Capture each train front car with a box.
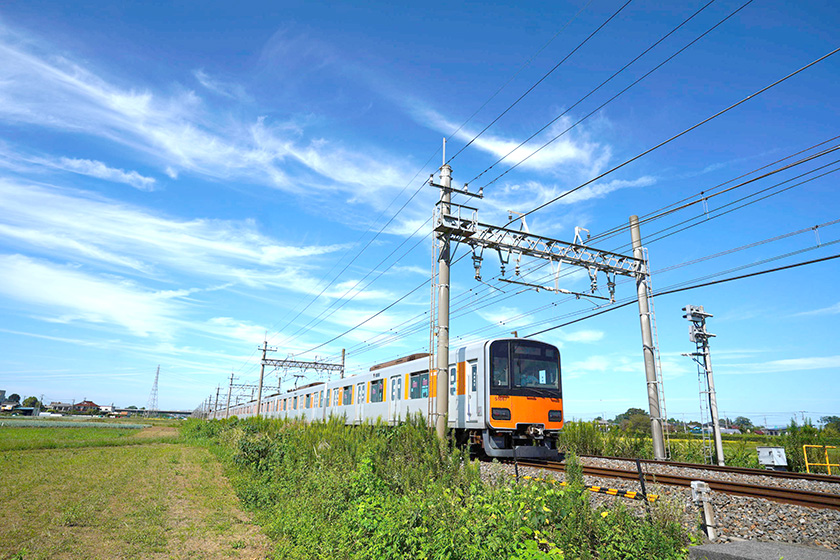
[483,338,563,460]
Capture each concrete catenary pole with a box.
[256,340,267,417]
[629,215,666,461]
[341,348,346,379]
[435,162,452,440]
[703,338,726,466]
[213,386,220,420]
[225,372,234,419]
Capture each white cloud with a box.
[193,69,249,100]
[57,157,156,190]
[0,179,348,289]
[0,144,157,190]
[795,302,840,317]
[558,329,604,343]
[0,254,184,337]
[721,355,840,375]
[0,28,414,205]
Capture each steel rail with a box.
[580,455,840,483]
[514,461,840,511]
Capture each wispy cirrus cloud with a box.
[0,144,157,190]
[794,302,840,317]
[719,355,840,375]
[0,179,347,286]
[0,254,185,337]
[0,25,413,206]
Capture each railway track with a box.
[514,460,840,511]
[580,454,840,483]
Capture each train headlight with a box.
[548,410,563,423]
[491,408,511,421]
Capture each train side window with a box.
[449,366,456,396]
[370,379,384,403]
[293,396,298,410]
[343,385,353,405]
[409,371,429,399]
[471,363,477,391]
[356,383,365,404]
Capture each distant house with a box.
[99,405,114,413]
[74,400,100,413]
[50,402,73,413]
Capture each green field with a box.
[0,421,269,560]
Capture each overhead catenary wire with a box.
[228,45,840,387]
[446,0,635,165]
[525,252,840,338]
[337,145,840,360]
[482,46,840,228]
[468,0,735,185]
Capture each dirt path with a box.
[1,442,273,560]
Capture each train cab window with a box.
[491,341,510,387]
[449,366,456,396]
[409,371,429,399]
[471,363,478,391]
[512,343,560,389]
[342,385,353,405]
[370,379,384,403]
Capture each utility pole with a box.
[213,386,220,420]
[630,216,666,461]
[341,349,346,379]
[256,340,277,417]
[435,158,452,440]
[682,305,725,466]
[225,372,234,419]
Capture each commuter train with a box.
[223,337,564,460]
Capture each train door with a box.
[356,382,365,424]
[389,375,401,423]
[467,360,478,423]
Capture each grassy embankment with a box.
[558,421,840,472]
[0,420,269,560]
[185,416,693,560]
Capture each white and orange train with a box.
[224,337,564,459]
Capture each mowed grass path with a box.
[0,426,270,560]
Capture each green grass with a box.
[559,420,840,471]
[0,423,269,560]
[0,426,179,451]
[185,417,692,560]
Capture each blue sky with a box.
[0,0,837,425]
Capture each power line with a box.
[483,47,840,227]
[525,252,840,338]
[446,0,634,164]
[468,0,730,184]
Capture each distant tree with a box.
[821,416,840,433]
[733,416,754,431]
[22,396,41,408]
[613,407,647,424]
[127,406,138,410]
[625,413,651,433]
[8,393,20,403]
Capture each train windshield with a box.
[490,340,561,396]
